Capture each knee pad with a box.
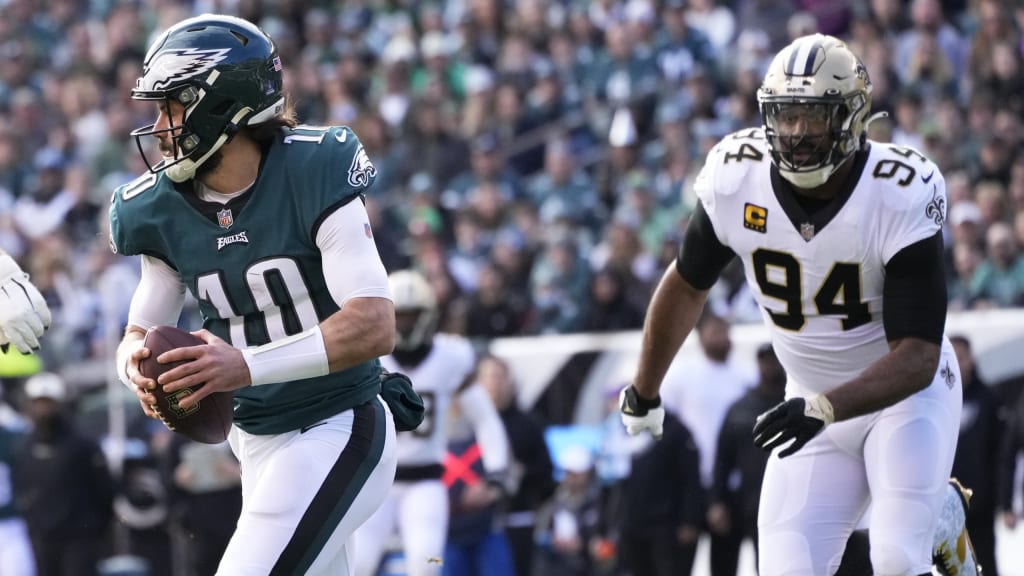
[870,540,915,576]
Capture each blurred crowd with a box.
[1,0,1024,573]
[0,0,1022,387]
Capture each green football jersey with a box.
[109,125,383,435]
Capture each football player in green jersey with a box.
[110,14,401,574]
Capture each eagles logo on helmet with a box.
[130,14,285,183]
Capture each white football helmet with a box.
[388,270,439,351]
[757,34,873,189]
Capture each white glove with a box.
[619,385,665,440]
[0,254,51,353]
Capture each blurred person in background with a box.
[660,312,753,575]
[532,445,605,576]
[948,335,1003,576]
[478,354,556,576]
[970,222,1024,307]
[161,434,242,576]
[13,372,114,576]
[354,270,509,576]
[706,343,786,575]
[0,392,34,575]
[599,379,703,576]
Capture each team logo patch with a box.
[926,184,946,226]
[364,222,373,239]
[217,208,234,229]
[743,203,768,233]
[348,145,377,188]
[800,222,816,241]
[941,361,957,389]
[142,48,230,92]
[217,230,249,251]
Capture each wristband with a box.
[241,326,330,386]
[117,338,145,388]
[630,385,662,410]
[805,394,836,425]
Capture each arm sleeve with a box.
[676,201,736,290]
[126,255,187,329]
[882,232,947,343]
[457,383,511,474]
[314,199,391,307]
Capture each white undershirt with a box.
[126,199,391,333]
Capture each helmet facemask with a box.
[394,308,440,351]
[130,85,213,181]
[761,93,866,188]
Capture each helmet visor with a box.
[763,101,848,173]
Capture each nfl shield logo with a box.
[800,222,815,242]
[217,208,234,229]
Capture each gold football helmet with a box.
[757,34,873,189]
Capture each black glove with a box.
[380,369,425,432]
[752,395,834,458]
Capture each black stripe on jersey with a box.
[270,399,386,575]
[770,145,871,238]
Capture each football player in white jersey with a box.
[0,249,51,354]
[620,34,975,576]
[353,270,510,576]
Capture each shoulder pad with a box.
[869,142,946,217]
[108,172,175,257]
[279,125,377,195]
[694,128,770,215]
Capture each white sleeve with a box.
[314,199,392,307]
[457,383,510,474]
[127,255,186,329]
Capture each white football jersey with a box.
[381,333,477,465]
[695,129,947,396]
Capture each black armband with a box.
[883,232,947,344]
[676,202,736,290]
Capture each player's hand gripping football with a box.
[619,385,665,440]
[752,395,835,458]
[0,254,51,354]
[153,329,251,411]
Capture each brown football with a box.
[139,325,233,444]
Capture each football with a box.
[139,325,233,444]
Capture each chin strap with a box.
[166,106,253,183]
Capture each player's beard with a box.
[194,149,224,180]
